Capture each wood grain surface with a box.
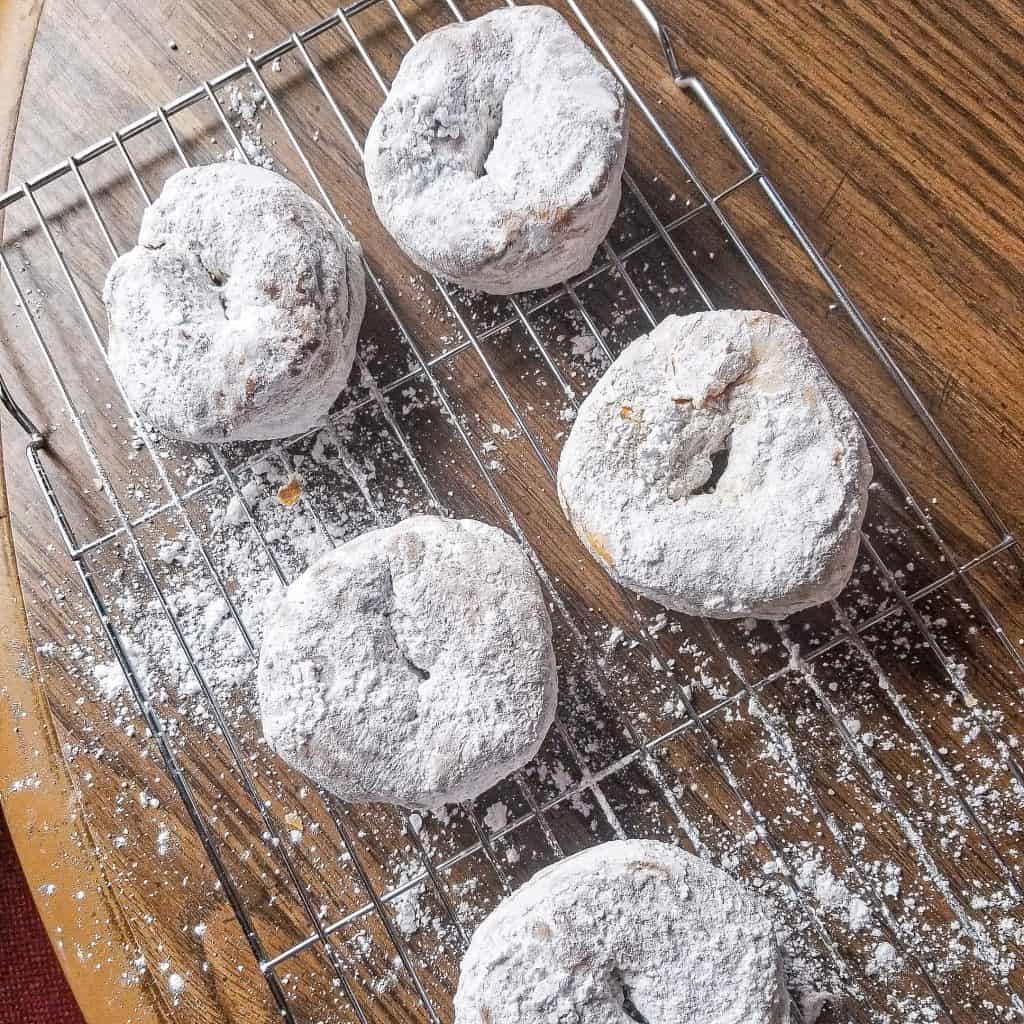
[0,1,162,1022]
[0,2,1021,1023]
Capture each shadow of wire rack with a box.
[1,0,1022,1021]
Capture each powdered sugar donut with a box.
[557,311,871,619]
[257,516,557,810]
[103,163,365,443]
[364,6,628,295]
[454,839,790,1024]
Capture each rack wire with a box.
[1,1,1022,1021]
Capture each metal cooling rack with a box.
[1,1,1022,1021]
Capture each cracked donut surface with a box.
[557,311,872,619]
[364,5,628,295]
[103,162,366,443]
[257,516,557,810]
[454,839,790,1024]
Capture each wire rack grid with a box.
[1,1,1022,1022]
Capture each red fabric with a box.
[0,808,85,1024]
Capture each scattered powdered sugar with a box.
[20,130,1022,1023]
[28,338,1024,1020]
[868,941,898,976]
[570,332,600,362]
[91,658,128,700]
[794,856,872,933]
[483,800,509,833]
[224,85,275,169]
[390,853,442,941]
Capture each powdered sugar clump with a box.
[224,85,275,169]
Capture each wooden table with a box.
[1,2,1022,1023]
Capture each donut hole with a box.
[611,968,651,1024]
[696,442,731,495]
[468,99,505,179]
[195,250,228,287]
[403,656,430,682]
[381,604,431,681]
[196,252,232,317]
[392,630,430,680]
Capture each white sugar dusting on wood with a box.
[18,148,1023,1024]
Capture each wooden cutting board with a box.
[0,2,160,1022]
[1,2,1022,1024]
